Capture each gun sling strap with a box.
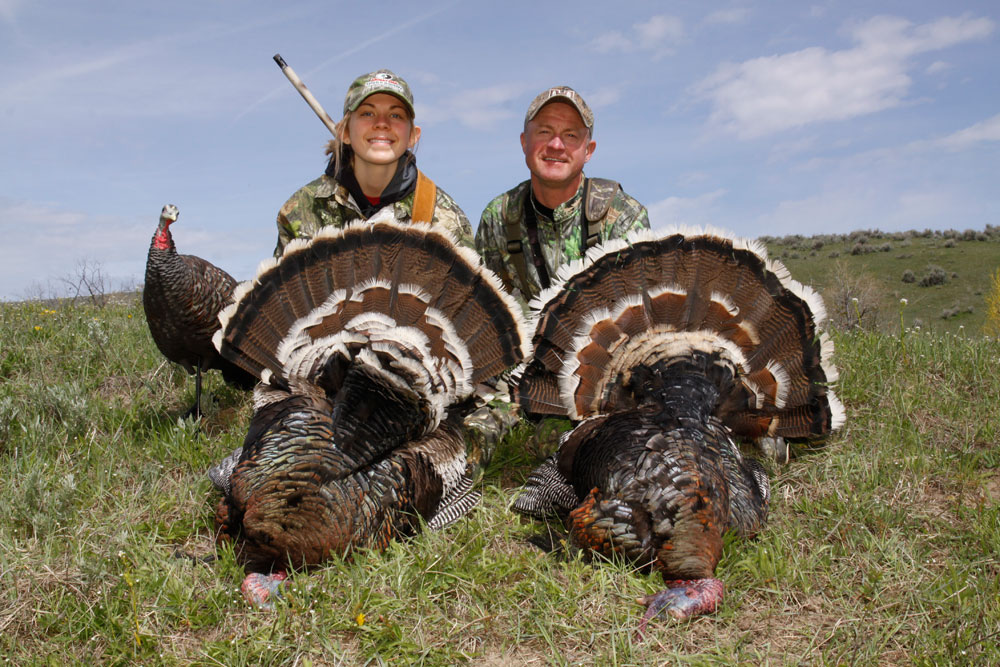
[412,170,437,224]
[503,177,620,292]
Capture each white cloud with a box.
[3,11,310,124]
[581,86,621,110]
[646,189,727,232]
[704,8,750,26]
[676,171,712,188]
[925,60,952,75]
[934,113,1000,151]
[0,199,264,300]
[694,14,995,139]
[764,190,876,235]
[786,112,1000,181]
[755,182,976,238]
[767,135,821,163]
[0,0,23,23]
[591,14,684,59]
[0,201,145,299]
[416,83,529,130]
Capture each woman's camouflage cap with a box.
[343,69,415,117]
[524,86,594,131]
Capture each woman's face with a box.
[342,93,420,168]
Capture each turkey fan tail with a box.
[214,216,530,430]
[515,226,845,443]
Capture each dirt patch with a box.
[980,471,1000,504]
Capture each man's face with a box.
[520,102,596,192]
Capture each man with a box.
[476,86,650,304]
[468,87,651,467]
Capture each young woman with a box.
[274,69,472,256]
[265,69,508,484]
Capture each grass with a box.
[1,284,999,664]
[763,226,1000,336]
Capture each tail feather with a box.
[214,221,529,571]
[215,219,529,404]
[515,227,843,445]
[511,454,579,519]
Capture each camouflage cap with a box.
[524,86,594,131]
[343,69,415,117]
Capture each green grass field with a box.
[763,225,1000,336]
[1,235,999,664]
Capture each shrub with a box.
[901,270,916,284]
[824,260,884,331]
[943,238,956,248]
[985,267,1000,337]
[918,265,948,287]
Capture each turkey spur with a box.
[211,216,529,604]
[143,204,256,419]
[512,227,845,631]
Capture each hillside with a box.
[762,225,1000,336]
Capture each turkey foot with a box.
[241,571,287,609]
[636,578,724,635]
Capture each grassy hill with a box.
[0,234,998,663]
[761,225,1000,336]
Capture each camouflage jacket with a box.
[475,176,649,304]
[275,173,474,257]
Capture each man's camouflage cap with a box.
[343,69,415,117]
[524,86,594,131]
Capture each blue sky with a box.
[1,1,997,300]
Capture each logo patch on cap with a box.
[343,69,416,116]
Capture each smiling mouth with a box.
[368,137,394,145]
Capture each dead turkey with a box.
[211,216,529,605]
[143,204,256,418]
[511,227,845,631]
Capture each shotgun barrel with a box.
[273,54,338,136]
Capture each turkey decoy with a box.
[143,204,255,419]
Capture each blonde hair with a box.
[325,113,352,177]
[325,108,419,177]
